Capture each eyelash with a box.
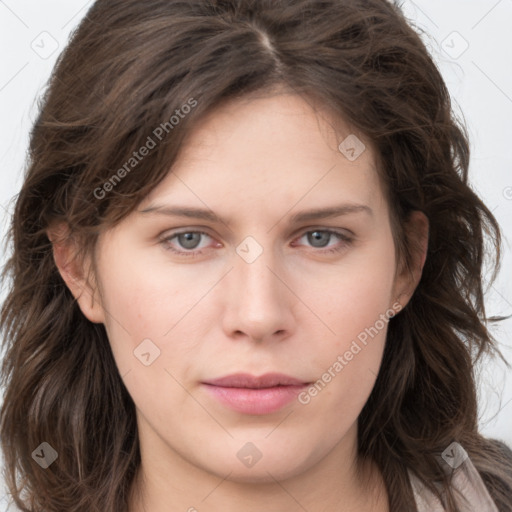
[160,229,354,259]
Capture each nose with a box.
[221,243,296,343]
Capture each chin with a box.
[201,451,313,484]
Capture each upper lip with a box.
[202,372,307,388]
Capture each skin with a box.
[50,91,428,512]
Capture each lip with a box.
[202,373,309,415]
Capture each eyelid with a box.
[159,226,353,243]
[159,224,354,241]
[159,229,217,248]
[159,226,354,258]
[292,228,354,249]
[291,224,355,239]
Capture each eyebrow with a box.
[139,203,373,224]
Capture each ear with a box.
[392,210,429,310]
[47,222,105,324]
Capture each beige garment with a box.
[409,450,499,512]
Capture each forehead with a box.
[179,92,366,162]
[141,93,386,216]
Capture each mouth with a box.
[201,373,310,415]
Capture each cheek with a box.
[296,237,397,408]
[308,238,396,348]
[96,256,212,421]
[96,248,217,373]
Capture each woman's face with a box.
[66,92,424,484]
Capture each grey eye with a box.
[307,231,331,248]
[177,232,203,249]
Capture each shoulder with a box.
[475,438,512,512]
[409,439,512,512]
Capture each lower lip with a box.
[202,384,307,415]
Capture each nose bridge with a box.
[224,235,292,340]
[235,238,282,306]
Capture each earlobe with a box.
[411,210,429,275]
[392,210,429,309]
[47,223,105,324]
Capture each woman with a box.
[1,0,511,510]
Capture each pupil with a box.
[179,233,200,249]
[308,231,329,247]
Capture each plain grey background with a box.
[1,0,511,509]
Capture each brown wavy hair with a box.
[1,0,511,510]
